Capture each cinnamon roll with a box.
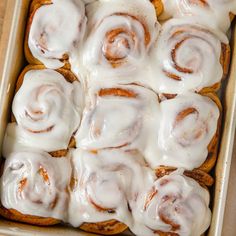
[75,84,159,152]
[3,66,83,157]
[68,149,155,234]
[25,0,87,69]
[82,0,160,78]
[146,92,221,171]
[160,0,236,32]
[150,18,230,94]
[129,169,211,236]
[0,151,71,225]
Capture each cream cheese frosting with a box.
[129,169,211,236]
[2,0,231,234]
[0,150,211,235]
[160,0,236,32]
[3,69,83,156]
[75,84,160,156]
[0,151,71,221]
[80,0,160,79]
[68,148,155,227]
[28,0,87,69]
[149,17,228,94]
[155,92,220,170]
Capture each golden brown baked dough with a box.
[0,206,60,226]
[155,166,214,187]
[80,220,128,235]
[198,92,222,173]
[200,43,231,94]
[150,0,164,17]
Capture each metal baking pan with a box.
[0,0,236,235]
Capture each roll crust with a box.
[0,205,60,226]
[150,0,164,17]
[80,220,128,235]
[155,166,214,187]
[198,92,222,173]
[200,43,231,94]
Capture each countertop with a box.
[0,0,235,235]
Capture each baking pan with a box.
[0,0,236,235]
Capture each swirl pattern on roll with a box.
[3,69,83,156]
[150,18,228,94]
[0,151,71,220]
[28,0,87,69]
[75,84,159,153]
[68,149,155,227]
[152,93,219,170]
[129,170,211,236]
[160,0,236,31]
[82,0,160,78]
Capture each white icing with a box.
[0,151,71,220]
[80,0,160,79]
[160,0,236,32]
[130,170,211,236]
[28,0,87,69]
[75,84,160,156]
[0,149,212,235]
[3,69,83,156]
[68,148,155,227]
[149,17,228,94]
[0,1,221,234]
[153,93,219,170]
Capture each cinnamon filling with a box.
[174,107,198,126]
[158,195,181,231]
[18,178,27,193]
[144,187,158,210]
[99,88,137,98]
[26,125,54,134]
[38,166,50,185]
[88,196,116,214]
[171,38,194,74]
[188,0,209,7]
[100,13,150,67]
[103,28,135,66]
